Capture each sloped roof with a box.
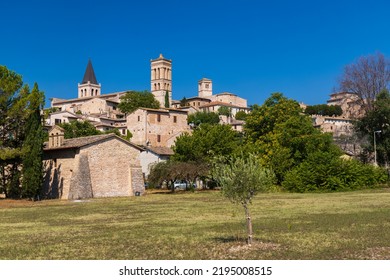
[199,101,249,109]
[81,59,98,85]
[44,133,143,151]
[144,146,174,156]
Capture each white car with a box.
[173,180,196,190]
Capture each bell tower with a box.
[198,78,213,98]
[151,54,172,107]
[78,59,101,98]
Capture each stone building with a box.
[172,78,250,116]
[127,107,189,147]
[43,126,144,199]
[151,54,172,107]
[327,92,365,119]
[140,146,174,178]
[312,115,354,137]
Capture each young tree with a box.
[118,90,160,114]
[338,52,390,113]
[21,83,45,199]
[212,153,275,245]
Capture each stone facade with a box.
[140,146,174,178]
[127,108,189,147]
[151,54,172,107]
[43,127,144,199]
[312,115,354,137]
[327,92,365,119]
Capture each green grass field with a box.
[1,189,390,260]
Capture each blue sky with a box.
[1,0,390,108]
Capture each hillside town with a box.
[38,54,369,200]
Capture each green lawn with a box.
[1,189,390,260]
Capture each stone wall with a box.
[127,109,189,147]
[211,93,247,107]
[68,153,93,199]
[85,137,143,197]
[43,149,76,199]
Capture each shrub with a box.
[282,152,387,192]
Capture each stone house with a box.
[127,107,189,147]
[140,146,174,178]
[327,92,365,119]
[43,126,144,199]
[312,115,354,137]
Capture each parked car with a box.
[173,180,196,190]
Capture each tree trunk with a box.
[243,203,253,246]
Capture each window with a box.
[173,116,177,123]
[157,114,161,122]
[138,116,140,122]
[55,119,61,124]
[157,135,161,142]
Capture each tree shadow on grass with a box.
[213,236,248,244]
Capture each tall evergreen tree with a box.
[21,83,44,199]
[0,66,24,197]
[164,91,170,108]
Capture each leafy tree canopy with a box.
[244,93,303,141]
[212,153,275,245]
[148,160,209,191]
[0,66,45,198]
[60,121,102,139]
[282,151,387,192]
[217,106,231,117]
[187,111,220,126]
[235,110,248,121]
[354,89,390,165]
[243,93,341,183]
[118,90,160,114]
[304,104,342,116]
[173,123,239,162]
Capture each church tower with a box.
[78,59,101,98]
[198,78,213,98]
[151,54,172,107]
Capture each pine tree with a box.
[21,83,44,199]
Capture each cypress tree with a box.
[164,91,170,108]
[21,83,44,199]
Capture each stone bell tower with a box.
[78,59,101,98]
[151,54,172,108]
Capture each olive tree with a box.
[212,153,275,245]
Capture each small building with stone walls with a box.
[127,107,189,147]
[43,126,145,199]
